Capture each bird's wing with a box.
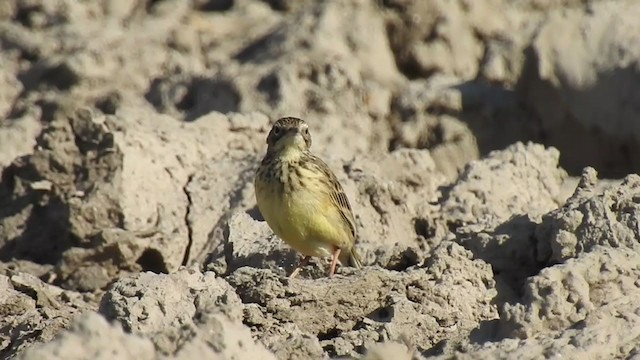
[308,155,357,243]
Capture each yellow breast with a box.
[255,165,351,258]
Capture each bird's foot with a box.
[288,255,311,279]
[328,248,341,277]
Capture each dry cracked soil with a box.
[1,0,640,359]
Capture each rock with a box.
[99,265,274,358]
[518,0,640,177]
[14,288,272,359]
[16,313,156,360]
[500,247,640,339]
[183,113,271,268]
[537,168,640,263]
[0,109,266,284]
[362,341,417,360]
[0,273,91,358]
[387,74,538,181]
[224,211,298,275]
[227,241,497,358]
[388,76,479,179]
[442,142,567,293]
[430,286,640,359]
[384,0,494,79]
[441,142,567,229]
[343,149,447,262]
[226,0,402,158]
[0,109,41,174]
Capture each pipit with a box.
[254,117,363,278]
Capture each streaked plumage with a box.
[254,117,362,277]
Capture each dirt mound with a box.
[2,0,640,359]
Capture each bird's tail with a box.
[348,247,363,269]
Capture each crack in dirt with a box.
[181,173,195,266]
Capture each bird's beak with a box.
[287,127,304,138]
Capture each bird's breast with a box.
[255,159,349,257]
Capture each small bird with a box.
[254,117,363,278]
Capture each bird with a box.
[254,117,363,278]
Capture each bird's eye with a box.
[273,127,281,135]
[303,128,309,134]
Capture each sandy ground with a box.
[1,0,640,359]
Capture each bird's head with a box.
[266,117,312,154]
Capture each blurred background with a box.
[2,0,638,179]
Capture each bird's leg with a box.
[329,248,341,277]
[289,256,311,279]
